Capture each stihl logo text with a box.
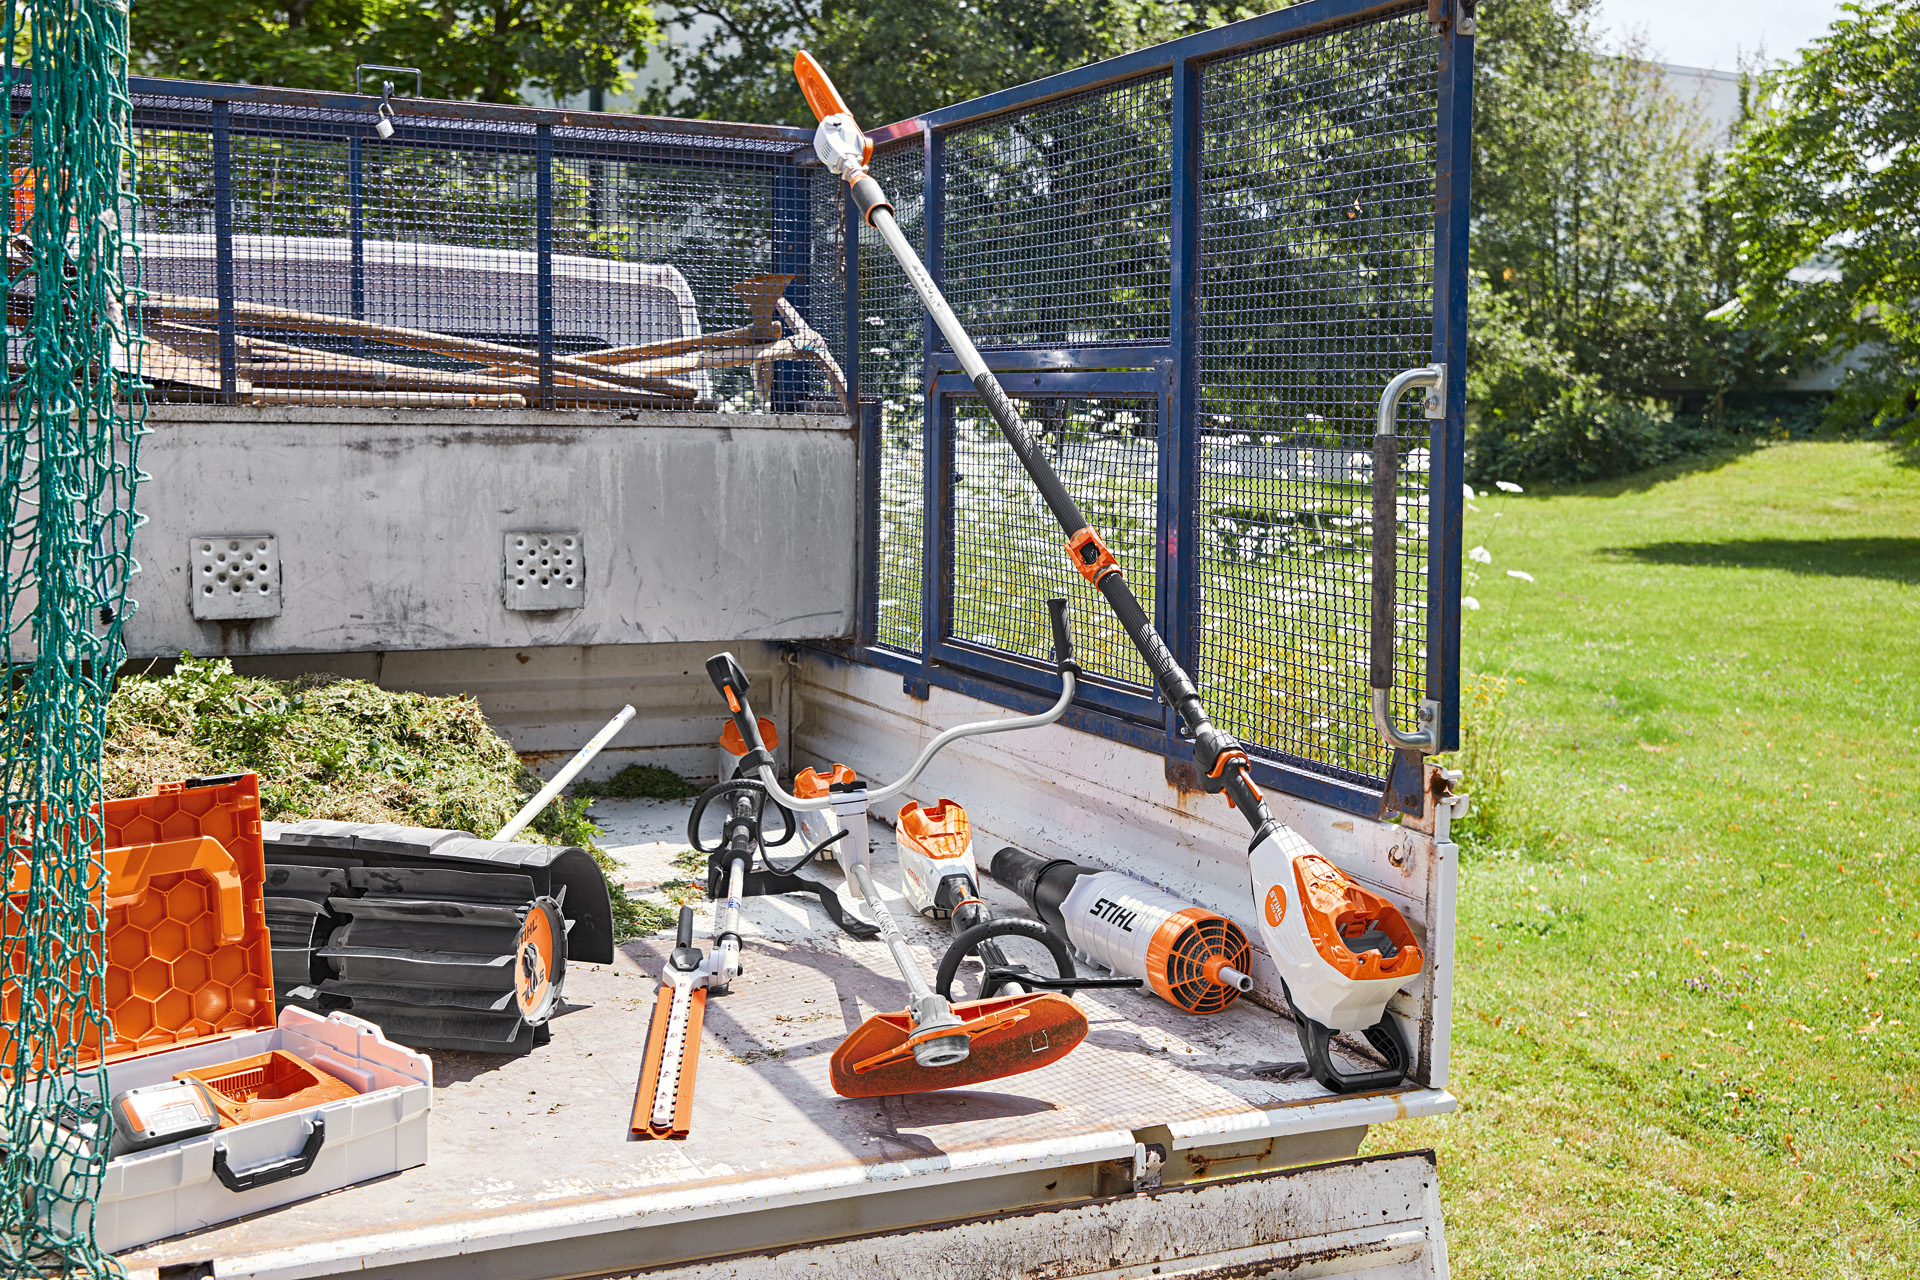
[1089,898,1137,932]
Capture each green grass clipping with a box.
[104,655,673,940]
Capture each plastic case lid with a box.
[92,774,277,1062]
[0,774,275,1072]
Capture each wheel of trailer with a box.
[515,897,567,1025]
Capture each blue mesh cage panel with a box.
[1195,10,1439,786]
[942,75,1173,350]
[946,394,1160,690]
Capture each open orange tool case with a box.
[14,774,432,1254]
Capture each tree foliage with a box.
[1722,0,1920,434]
[646,0,1261,127]
[129,0,659,102]
[1463,0,1812,481]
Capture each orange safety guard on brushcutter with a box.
[719,715,780,758]
[1292,854,1424,982]
[829,991,1087,1099]
[630,983,705,1139]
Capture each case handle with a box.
[212,1116,325,1193]
[1370,364,1445,754]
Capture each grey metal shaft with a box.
[494,703,635,840]
[847,860,933,1005]
[872,208,986,383]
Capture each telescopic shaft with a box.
[856,186,1274,837]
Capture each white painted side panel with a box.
[121,406,856,659]
[639,1152,1445,1280]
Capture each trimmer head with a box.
[829,992,1087,1099]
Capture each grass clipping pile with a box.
[106,656,664,938]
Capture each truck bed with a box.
[119,813,1453,1280]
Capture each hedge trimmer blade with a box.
[632,975,706,1140]
[829,992,1087,1099]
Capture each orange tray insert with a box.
[178,1049,357,1126]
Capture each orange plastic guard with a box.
[828,992,1087,1099]
[794,50,852,123]
[719,715,780,758]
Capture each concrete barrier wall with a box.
[123,405,857,660]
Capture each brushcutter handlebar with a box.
[750,603,1078,813]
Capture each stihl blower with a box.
[795,52,1425,1093]
[709,601,1095,1101]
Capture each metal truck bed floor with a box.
[120,830,1452,1280]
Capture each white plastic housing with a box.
[898,830,976,917]
[1248,828,1416,1032]
[1058,870,1187,981]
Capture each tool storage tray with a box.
[38,775,432,1253]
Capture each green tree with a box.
[1473,1,1730,400]
[130,0,659,102]
[1722,0,1920,435]
[647,0,1261,127]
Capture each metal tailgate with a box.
[619,1151,1444,1280]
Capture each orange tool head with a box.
[631,983,706,1139]
[828,992,1087,1099]
[794,50,852,124]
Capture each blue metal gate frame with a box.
[836,0,1474,820]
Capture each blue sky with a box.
[1595,0,1845,70]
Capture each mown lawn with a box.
[1361,441,1920,1277]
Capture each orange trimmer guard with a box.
[829,992,1087,1099]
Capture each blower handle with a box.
[1046,597,1080,676]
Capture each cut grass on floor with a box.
[1360,442,1919,1277]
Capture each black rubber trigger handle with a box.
[706,652,751,702]
[1046,597,1079,673]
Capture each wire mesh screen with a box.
[942,75,1172,349]
[125,88,841,413]
[1195,9,1437,785]
[948,395,1159,689]
[863,138,929,652]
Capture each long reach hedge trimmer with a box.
[795,51,1426,1093]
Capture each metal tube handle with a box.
[1370,365,1444,754]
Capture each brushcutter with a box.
[796,51,1426,1093]
[711,600,1095,1100]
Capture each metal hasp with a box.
[1370,364,1446,755]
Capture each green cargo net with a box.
[1,0,145,1272]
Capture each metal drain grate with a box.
[190,535,280,620]
[504,532,585,610]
